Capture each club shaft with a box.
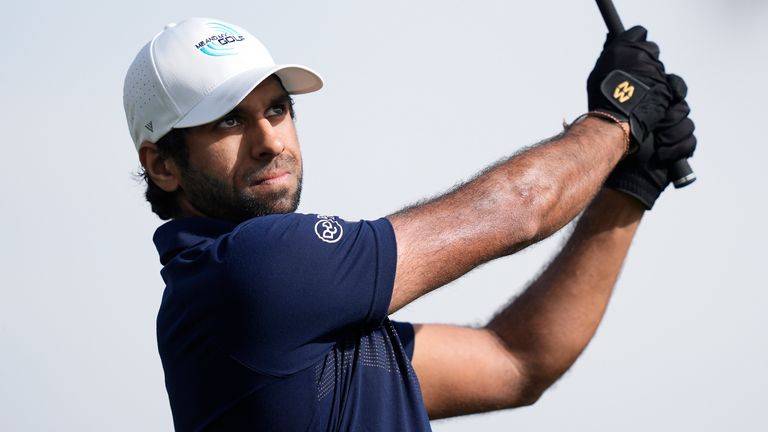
[596,0,625,34]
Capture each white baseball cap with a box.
[123,18,323,150]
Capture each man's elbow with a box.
[511,377,551,407]
[486,335,555,409]
[499,180,559,250]
[500,372,551,409]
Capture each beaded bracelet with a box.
[563,111,631,157]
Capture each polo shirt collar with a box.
[153,217,236,265]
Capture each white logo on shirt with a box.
[314,215,344,244]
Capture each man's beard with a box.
[179,158,302,223]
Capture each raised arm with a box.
[387,117,627,313]
[390,26,697,419]
[410,188,644,418]
[386,25,687,314]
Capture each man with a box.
[124,17,695,431]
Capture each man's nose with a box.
[246,118,285,159]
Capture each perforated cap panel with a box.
[123,42,180,149]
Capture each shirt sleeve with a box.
[222,213,397,376]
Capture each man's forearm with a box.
[486,188,644,399]
[388,117,627,313]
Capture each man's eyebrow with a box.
[271,93,294,106]
[223,94,294,118]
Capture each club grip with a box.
[595,0,696,188]
[670,159,696,188]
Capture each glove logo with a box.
[613,81,635,103]
[314,215,344,244]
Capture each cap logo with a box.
[193,22,245,57]
[144,121,154,132]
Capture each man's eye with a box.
[266,104,287,117]
[217,117,241,129]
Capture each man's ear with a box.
[138,141,181,193]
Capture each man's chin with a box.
[234,188,301,221]
[259,196,300,215]
[181,169,302,222]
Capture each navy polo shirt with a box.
[153,214,431,431]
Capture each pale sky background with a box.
[2,0,767,430]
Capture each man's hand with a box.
[587,26,672,145]
[605,74,697,209]
[653,75,696,166]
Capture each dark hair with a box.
[140,128,189,220]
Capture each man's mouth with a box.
[253,171,291,186]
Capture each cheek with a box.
[188,142,240,179]
[280,125,302,163]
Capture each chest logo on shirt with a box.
[315,215,344,244]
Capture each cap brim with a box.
[174,64,323,128]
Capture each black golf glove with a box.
[653,75,696,165]
[605,74,696,209]
[587,26,672,146]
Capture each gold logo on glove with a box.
[613,81,635,103]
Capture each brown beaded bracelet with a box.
[563,111,631,157]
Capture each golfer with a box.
[123,17,695,431]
